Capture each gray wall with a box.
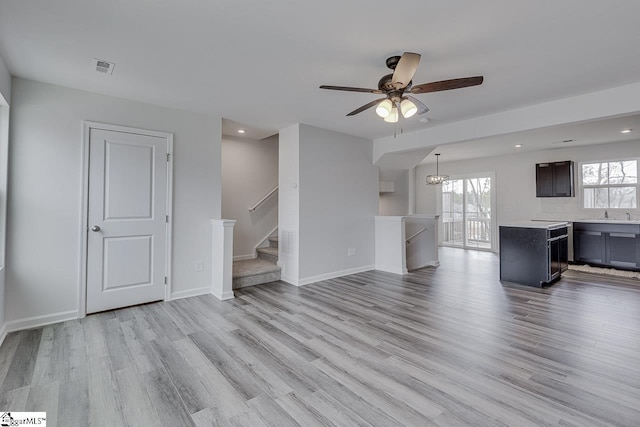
[298,124,378,282]
[415,139,640,250]
[6,77,222,324]
[379,170,410,216]
[222,134,278,258]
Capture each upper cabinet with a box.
[536,161,574,197]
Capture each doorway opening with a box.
[441,174,495,251]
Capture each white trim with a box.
[438,171,497,252]
[578,158,640,211]
[4,310,78,333]
[0,322,7,348]
[373,265,408,276]
[297,264,375,287]
[79,121,174,317]
[234,254,257,261]
[170,287,210,301]
[408,260,440,271]
[212,290,235,301]
[166,136,174,301]
[254,226,278,252]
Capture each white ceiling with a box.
[420,114,640,164]
[2,1,640,142]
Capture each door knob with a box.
[91,225,101,232]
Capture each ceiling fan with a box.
[320,52,483,123]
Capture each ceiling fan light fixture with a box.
[383,104,399,123]
[400,98,417,118]
[375,99,393,118]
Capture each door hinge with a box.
[166,215,169,223]
[164,276,167,285]
[166,153,170,162]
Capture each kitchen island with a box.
[499,221,569,287]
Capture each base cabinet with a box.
[499,225,568,288]
[573,223,640,271]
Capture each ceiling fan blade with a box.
[391,52,421,89]
[406,95,429,115]
[320,85,383,94]
[410,76,484,94]
[346,98,387,116]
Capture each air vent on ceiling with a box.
[552,139,574,145]
[92,58,115,75]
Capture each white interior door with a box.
[86,128,168,313]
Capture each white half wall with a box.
[6,77,221,323]
[415,139,640,251]
[298,124,378,282]
[222,134,278,258]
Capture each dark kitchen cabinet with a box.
[536,161,574,197]
[573,222,640,271]
[574,229,606,264]
[500,224,569,288]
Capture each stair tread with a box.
[268,236,278,242]
[256,247,278,256]
[233,258,281,278]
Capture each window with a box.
[581,160,638,208]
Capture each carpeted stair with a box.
[232,236,280,288]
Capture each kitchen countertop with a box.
[501,221,569,230]
[572,219,640,225]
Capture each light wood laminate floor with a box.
[2,247,640,426]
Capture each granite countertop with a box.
[500,221,569,230]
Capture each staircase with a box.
[232,236,281,289]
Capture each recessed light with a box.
[514,144,522,148]
[621,129,633,134]
[237,129,246,134]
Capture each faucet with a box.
[604,210,608,219]
[627,212,631,221]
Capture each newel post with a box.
[211,219,236,300]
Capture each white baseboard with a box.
[374,264,408,275]
[233,254,256,261]
[297,264,375,287]
[407,260,440,271]
[170,286,211,301]
[280,273,299,287]
[212,290,235,301]
[4,310,78,334]
[253,226,278,253]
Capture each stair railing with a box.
[406,227,427,245]
[248,185,279,212]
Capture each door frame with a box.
[78,121,174,318]
[438,171,497,252]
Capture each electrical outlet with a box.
[195,261,204,271]
[347,248,356,256]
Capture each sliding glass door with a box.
[441,175,494,250]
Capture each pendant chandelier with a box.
[426,153,449,185]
